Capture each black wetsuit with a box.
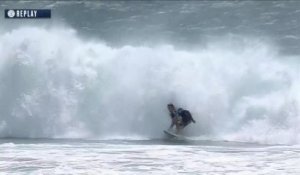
[178,110,194,127]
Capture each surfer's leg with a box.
[169,117,176,130]
[183,120,192,128]
[174,117,182,134]
[175,122,180,134]
[176,121,187,134]
[178,120,191,132]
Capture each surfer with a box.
[167,104,196,134]
[167,103,181,132]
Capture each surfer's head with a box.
[167,103,176,113]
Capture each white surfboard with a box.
[164,130,182,138]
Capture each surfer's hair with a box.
[167,103,175,108]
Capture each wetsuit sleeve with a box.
[191,115,196,123]
[186,111,196,123]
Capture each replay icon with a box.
[5,9,51,19]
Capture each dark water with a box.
[1,1,300,54]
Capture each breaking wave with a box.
[0,26,300,144]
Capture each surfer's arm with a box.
[191,116,196,123]
[169,118,176,129]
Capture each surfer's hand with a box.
[192,120,196,123]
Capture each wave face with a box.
[0,0,300,145]
[0,27,300,144]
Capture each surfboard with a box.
[164,130,181,138]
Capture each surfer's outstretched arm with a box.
[169,117,176,130]
[191,117,196,123]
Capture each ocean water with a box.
[1,139,300,175]
[1,0,300,174]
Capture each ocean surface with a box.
[1,0,300,174]
[1,138,300,175]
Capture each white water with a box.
[1,141,300,175]
[1,27,300,144]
